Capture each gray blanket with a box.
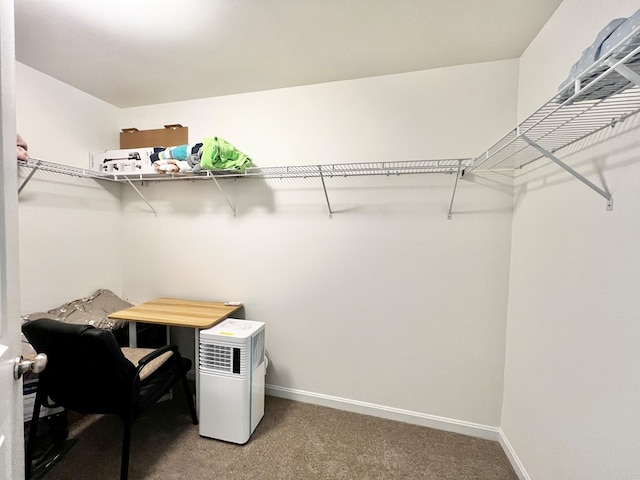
[22,288,132,331]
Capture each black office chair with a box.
[22,318,198,480]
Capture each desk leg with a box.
[129,322,137,347]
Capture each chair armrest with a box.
[134,345,180,380]
[137,344,178,366]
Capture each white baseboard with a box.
[265,384,501,441]
[265,384,531,479]
[498,430,531,480]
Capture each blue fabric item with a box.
[557,8,640,103]
[601,9,640,59]
[159,144,188,160]
[558,18,626,94]
[150,143,202,162]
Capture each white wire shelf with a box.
[18,158,112,180]
[19,158,470,183]
[19,158,471,219]
[21,19,640,217]
[466,23,640,174]
[236,159,470,179]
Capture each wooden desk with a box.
[109,297,243,329]
[109,297,244,413]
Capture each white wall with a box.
[503,1,640,478]
[15,50,516,435]
[16,63,123,313]
[15,1,640,475]
[21,22,580,460]
[118,60,517,431]
[15,55,518,432]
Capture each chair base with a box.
[28,439,78,480]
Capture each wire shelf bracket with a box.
[18,159,41,194]
[520,133,613,211]
[447,160,464,220]
[123,177,157,217]
[606,59,640,88]
[318,166,333,218]
[210,176,236,216]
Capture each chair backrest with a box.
[22,318,137,415]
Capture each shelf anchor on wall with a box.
[520,134,613,211]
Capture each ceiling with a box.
[14,0,563,108]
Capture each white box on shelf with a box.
[90,147,155,174]
[89,151,107,172]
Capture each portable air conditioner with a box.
[198,318,266,444]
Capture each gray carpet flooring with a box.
[41,395,518,479]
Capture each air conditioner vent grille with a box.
[253,329,265,369]
[200,343,233,372]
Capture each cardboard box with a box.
[120,124,188,149]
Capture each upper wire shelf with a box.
[22,19,640,217]
[18,157,471,219]
[19,158,471,183]
[233,159,470,179]
[466,22,640,174]
[18,158,112,180]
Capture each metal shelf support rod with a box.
[520,134,613,211]
[124,177,157,216]
[210,176,236,216]
[318,166,333,218]
[18,159,41,194]
[607,59,640,88]
[447,161,463,220]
